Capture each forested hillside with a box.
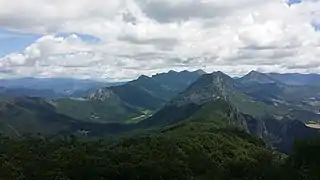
[1,124,319,179]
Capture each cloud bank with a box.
[0,0,319,80]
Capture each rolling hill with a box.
[0,97,137,137]
[0,97,77,137]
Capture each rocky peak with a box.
[88,88,117,101]
[171,72,236,106]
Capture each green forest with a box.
[1,122,319,180]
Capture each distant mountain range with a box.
[0,70,319,153]
[0,78,123,98]
[240,71,320,87]
[268,72,320,86]
[0,70,205,134]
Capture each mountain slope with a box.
[109,75,171,110]
[141,72,320,152]
[0,97,77,137]
[237,71,320,122]
[110,70,206,109]
[169,71,275,117]
[0,71,319,154]
[151,69,206,91]
[239,71,279,84]
[55,70,204,123]
[55,88,142,123]
[1,104,319,180]
[268,73,320,87]
[0,119,283,180]
[0,97,137,137]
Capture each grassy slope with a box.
[55,98,142,123]
[110,84,166,111]
[0,99,76,137]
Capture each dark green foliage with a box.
[284,138,320,180]
[140,103,200,127]
[0,97,139,137]
[0,92,319,179]
[1,134,320,179]
[0,121,283,180]
[263,118,320,153]
[1,126,319,180]
[0,98,77,136]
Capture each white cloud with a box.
[0,0,320,80]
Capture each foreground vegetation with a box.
[0,121,319,180]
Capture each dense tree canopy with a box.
[0,122,319,180]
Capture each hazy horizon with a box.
[0,69,320,83]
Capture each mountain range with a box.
[54,70,205,123]
[0,78,124,98]
[142,71,320,152]
[0,70,319,153]
[240,71,320,87]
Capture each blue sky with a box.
[57,33,101,44]
[312,22,320,31]
[0,29,100,56]
[288,0,302,6]
[0,0,319,80]
[0,29,41,56]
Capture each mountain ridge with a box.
[0,70,319,153]
[54,70,205,123]
[239,70,280,84]
[141,71,320,152]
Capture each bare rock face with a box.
[88,88,118,101]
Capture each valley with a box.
[0,70,319,152]
[0,70,320,179]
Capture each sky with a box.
[0,0,319,81]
